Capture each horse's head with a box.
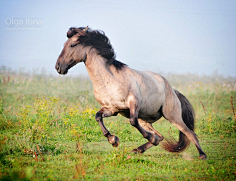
[55,26,89,75]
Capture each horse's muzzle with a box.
[55,62,68,75]
[55,59,77,75]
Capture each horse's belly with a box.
[138,103,163,120]
[138,89,165,121]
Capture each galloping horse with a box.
[55,26,207,159]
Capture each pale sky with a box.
[0,0,236,77]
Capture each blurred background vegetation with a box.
[0,66,235,180]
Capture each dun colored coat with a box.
[55,27,207,159]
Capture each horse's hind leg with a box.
[161,79,206,159]
[132,142,153,153]
[132,120,164,153]
[163,104,207,159]
[95,107,119,147]
[172,120,206,159]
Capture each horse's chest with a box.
[93,86,127,109]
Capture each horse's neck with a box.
[85,53,114,88]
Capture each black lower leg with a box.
[95,112,111,137]
[132,142,153,154]
[95,111,119,147]
[130,117,159,145]
[130,117,151,139]
[196,146,207,159]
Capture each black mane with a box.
[75,27,127,70]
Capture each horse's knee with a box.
[150,135,159,146]
[95,112,102,122]
[130,117,138,127]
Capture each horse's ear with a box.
[67,26,88,38]
[83,26,89,32]
[67,28,78,38]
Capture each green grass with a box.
[0,68,235,180]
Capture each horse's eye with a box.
[71,43,79,47]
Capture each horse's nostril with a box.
[55,62,60,71]
[55,64,60,72]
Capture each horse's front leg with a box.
[128,100,159,146]
[95,107,119,147]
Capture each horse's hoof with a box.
[131,149,138,154]
[199,154,207,160]
[112,141,119,147]
[108,135,119,147]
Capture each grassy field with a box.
[0,68,236,180]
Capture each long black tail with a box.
[162,90,195,152]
